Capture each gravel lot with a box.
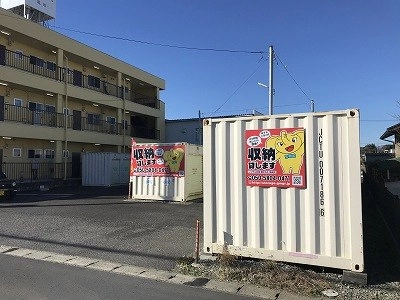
[175,182,400,299]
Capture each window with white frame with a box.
[106,116,116,124]
[63,108,71,115]
[28,149,42,159]
[62,150,69,158]
[14,50,23,60]
[44,149,54,159]
[14,98,23,107]
[12,148,21,157]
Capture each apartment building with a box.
[0,8,165,180]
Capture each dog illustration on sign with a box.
[163,147,184,172]
[266,129,305,174]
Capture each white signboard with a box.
[1,0,56,18]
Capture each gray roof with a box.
[380,123,400,140]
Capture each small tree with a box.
[361,143,378,154]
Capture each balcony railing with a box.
[3,48,160,109]
[3,104,160,140]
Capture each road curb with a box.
[0,245,319,299]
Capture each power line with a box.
[52,25,266,55]
[274,52,312,101]
[0,11,266,54]
[210,59,267,116]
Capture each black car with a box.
[0,171,17,200]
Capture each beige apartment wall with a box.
[10,42,56,61]
[0,137,58,163]
[1,8,166,170]
[0,66,65,95]
[5,88,57,107]
[159,101,166,142]
[0,8,165,90]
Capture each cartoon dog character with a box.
[266,129,305,174]
[163,147,185,173]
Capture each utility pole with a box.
[268,45,274,115]
[198,110,202,145]
[310,100,315,112]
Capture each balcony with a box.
[2,104,160,140]
[2,48,160,109]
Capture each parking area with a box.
[0,185,203,271]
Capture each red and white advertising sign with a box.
[130,141,185,177]
[245,128,306,188]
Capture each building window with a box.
[63,108,71,115]
[106,116,116,124]
[88,75,101,88]
[45,105,56,113]
[14,98,23,106]
[28,149,42,159]
[63,150,69,158]
[44,149,54,159]
[14,50,23,60]
[88,113,100,125]
[46,61,57,72]
[36,58,44,68]
[29,101,44,111]
[122,119,128,130]
[12,148,21,157]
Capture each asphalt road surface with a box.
[0,254,254,300]
[0,185,203,271]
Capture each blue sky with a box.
[53,0,400,147]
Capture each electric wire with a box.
[0,11,266,54]
[274,52,312,101]
[210,58,267,116]
[53,25,265,55]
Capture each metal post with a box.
[198,110,202,145]
[268,45,274,115]
[195,219,200,263]
[310,100,315,112]
[63,54,68,180]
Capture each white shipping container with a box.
[130,143,203,202]
[82,152,130,186]
[203,109,364,272]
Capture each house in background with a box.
[165,118,203,145]
[380,123,400,158]
[0,5,165,180]
[165,111,263,145]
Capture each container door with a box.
[111,159,120,184]
[73,110,82,130]
[71,152,81,178]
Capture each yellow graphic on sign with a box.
[163,148,185,172]
[265,129,305,174]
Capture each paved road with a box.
[385,181,400,197]
[0,186,203,271]
[0,254,254,300]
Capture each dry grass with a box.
[175,251,334,297]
